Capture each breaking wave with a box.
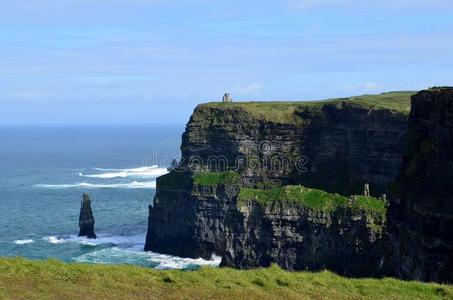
[74,248,221,270]
[14,239,34,245]
[43,233,146,248]
[79,166,168,179]
[43,233,221,270]
[35,181,156,189]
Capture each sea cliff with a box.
[145,90,453,282]
[145,91,414,277]
[385,87,453,282]
[222,186,387,277]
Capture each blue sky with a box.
[1,0,453,125]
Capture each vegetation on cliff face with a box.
[1,258,452,300]
[238,186,345,211]
[193,171,240,186]
[199,91,414,124]
[238,185,387,217]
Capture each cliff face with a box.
[181,100,408,196]
[222,195,387,277]
[145,93,411,263]
[144,89,453,282]
[145,171,240,258]
[387,88,453,282]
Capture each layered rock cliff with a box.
[144,89,453,282]
[386,87,453,282]
[145,171,239,258]
[145,92,411,268]
[221,186,387,277]
[181,94,409,196]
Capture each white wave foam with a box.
[74,247,221,270]
[151,253,222,270]
[79,240,99,246]
[80,166,168,179]
[35,181,156,189]
[45,232,220,269]
[43,233,146,248]
[44,236,67,244]
[14,239,34,245]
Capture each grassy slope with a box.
[238,186,386,217]
[1,258,452,300]
[200,91,414,124]
[193,171,240,186]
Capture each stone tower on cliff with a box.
[222,93,232,102]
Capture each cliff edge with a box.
[145,91,412,278]
[386,87,453,282]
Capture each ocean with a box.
[0,126,221,269]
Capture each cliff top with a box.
[198,91,414,124]
[426,86,453,92]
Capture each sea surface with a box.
[0,126,221,269]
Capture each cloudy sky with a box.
[1,0,452,125]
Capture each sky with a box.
[1,0,453,126]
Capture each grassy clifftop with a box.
[198,91,414,124]
[1,257,452,299]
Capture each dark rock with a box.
[181,101,408,196]
[144,171,239,258]
[145,89,453,282]
[387,87,453,283]
[78,193,96,239]
[146,98,408,261]
[221,199,386,277]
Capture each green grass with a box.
[200,91,414,124]
[427,86,453,92]
[352,195,387,217]
[193,171,240,186]
[0,257,452,300]
[238,185,386,217]
[239,185,346,211]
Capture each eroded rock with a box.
[78,193,96,239]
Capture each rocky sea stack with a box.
[79,193,96,239]
[145,89,453,282]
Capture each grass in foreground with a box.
[0,257,452,300]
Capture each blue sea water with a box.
[0,126,221,269]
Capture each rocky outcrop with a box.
[79,193,96,239]
[144,89,453,282]
[387,88,453,283]
[181,100,408,196]
[221,196,387,277]
[145,171,240,258]
[146,94,410,262]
